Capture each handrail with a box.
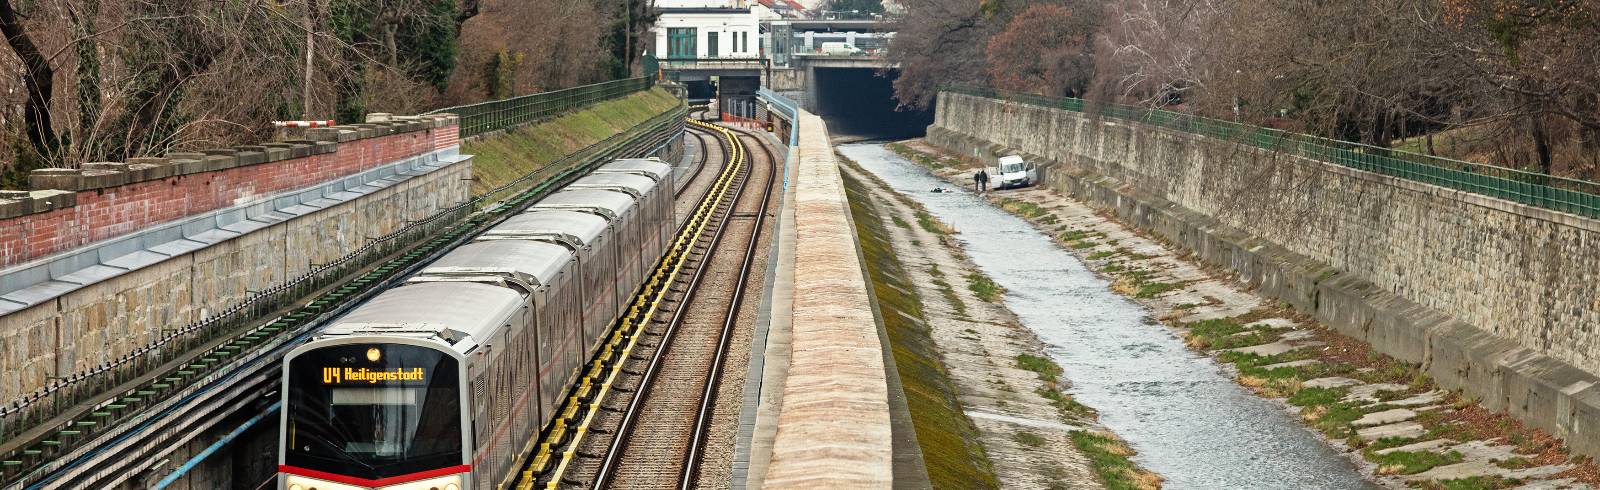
[945,85,1600,219]
[427,77,652,138]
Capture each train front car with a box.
[279,282,525,490]
[280,338,469,490]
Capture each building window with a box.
[668,27,696,59]
[708,31,720,58]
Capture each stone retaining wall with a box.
[0,116,469,405]
[928,91,1600,457]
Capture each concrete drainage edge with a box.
[926,125,1600,459]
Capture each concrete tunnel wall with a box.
[928,91,1600,457]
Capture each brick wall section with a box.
[0,117,458,269]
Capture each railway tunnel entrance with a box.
[810,67,933,141]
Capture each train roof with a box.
[596,158,672,181]
[530,189,635,220]
[420,240,571,287]
[325,282,522,347]
[567,173,657,198]
[480,210,608,250]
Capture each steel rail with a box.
[7,109,686,490]
[516,120,748,490]
[586,124,765,489]
[675,129,777,489]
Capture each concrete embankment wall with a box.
[0,116,469,404]
[928,92,1600,456]
[762,111,896,487]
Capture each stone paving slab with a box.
[1356,421,1425,440]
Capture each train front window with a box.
[285,344,463,480]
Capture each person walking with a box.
[974,169,990,194]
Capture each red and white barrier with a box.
[272,120,337,128]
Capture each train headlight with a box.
[289,485,303,490]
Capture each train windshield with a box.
[284,343,463,480]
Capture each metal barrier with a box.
[946,86,1600,219]
[428,77,652,138]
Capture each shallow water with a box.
[839,144,1376,490]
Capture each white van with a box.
[993,155,1038,189]
[820,42,863,56]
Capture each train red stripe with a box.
[278,464,470,486]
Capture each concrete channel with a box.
[839,144,1377,489]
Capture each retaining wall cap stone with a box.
[27,190,74,209]
[126,157,170,166]
[235,150,266,166]
[28,168,84,192]
[201,154,237,172]
[80,169,129,189]
[0,199,25,219]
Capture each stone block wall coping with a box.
[15,114,459,207]
[965,93,1600,235]
[0,147,469,317]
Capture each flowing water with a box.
[839,144,1376,489]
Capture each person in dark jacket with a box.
[974,169,990,194]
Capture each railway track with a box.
[513,122,778,489]
[3,110,686,490]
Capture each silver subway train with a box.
[278,158,675,490]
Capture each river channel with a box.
[839,144,1376,489]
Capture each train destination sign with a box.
[320,366,426,384]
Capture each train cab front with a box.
[279,340,471,490]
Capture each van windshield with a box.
[1000,162,1023,173]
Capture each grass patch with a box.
[998,197,1051,220]
[1134,281,1180,298]
[1069,240,1098,249]
[1071,431,1163,490]
[1013,431,1047,447]
[916,210,956,235]
[1412,476,1522,490]
[1087,250,1118,260]
[891,215,911,229]
[1039,387,1097,420]
[888,141,948,169]
[841,168,999,488]
[966,272,1003,302]
[1366,449,1464,475]
[1059,229,1094,241]
[1017,353,1063,381]
[464,88,680,196]
[1288,387,1348,407]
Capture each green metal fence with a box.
[945,86,1600,219]
[427,77,652,138]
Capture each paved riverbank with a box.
[894,139,1600,490]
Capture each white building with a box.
[652,0,762,60]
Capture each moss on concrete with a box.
[462,88,681,195]
[841,168,1000,489]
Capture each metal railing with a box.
[946,86,1600,219]
[428,77,652,138]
